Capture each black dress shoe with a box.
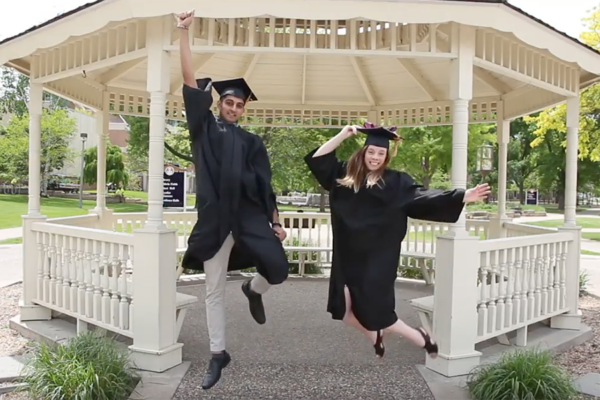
[201,351,231,390]
[241,280,266,324]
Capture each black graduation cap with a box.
[212,78,258,102]
[357,123,401,151]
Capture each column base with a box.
[129,342,183,372]
[19,302,52,321]
[488,216,512,239]
[425,350,482,377]
[551,311,582,331]
[89,207,113,230]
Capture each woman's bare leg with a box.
[342,286,377,344]
[383,318,427,348]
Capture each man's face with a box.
[217,95,245,124]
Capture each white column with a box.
[448,23,474,236]
[91,93,113,229]
[144,16,171,230]
[552,96,582,330]
[20,82,51,321]
[94,93,109,211]
[129,16,181,373]
[489,103,511,239]
[563,97,579,227]
[428,24,481,377]
[27,83,43,216]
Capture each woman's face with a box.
[364,145,387,171]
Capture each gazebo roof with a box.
[2,0,600,126]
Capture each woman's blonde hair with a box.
[336,146,391,193]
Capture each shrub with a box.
[20,331,138,400]
[467,348,578,400]
[580,270,590,296]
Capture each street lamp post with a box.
[477,143,494,204]
[78,133,88,209]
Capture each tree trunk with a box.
[319,186,327,212]
[557,192,565,211]
[518,183,525,205]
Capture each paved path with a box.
[0,245,21,289]
[173,280,437,400]
[0,228,21,241]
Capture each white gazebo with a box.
[2,0,599,377]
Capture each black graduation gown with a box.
[304,148,466,331]
[180,81,288,285]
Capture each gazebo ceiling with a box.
[2,0,600,125]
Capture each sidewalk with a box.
[0,228,21,241]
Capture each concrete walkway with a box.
[173,280,437,400]
[0,228,21,241]
[0,245,22,289]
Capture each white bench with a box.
[285,246,435,283]
[409,285,512,346]
[176,292,199,339]
[176,246,435,283]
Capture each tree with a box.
[83,144,129,189]
[125,116,193,173]
[522,6,600,208]
[394,124,496,189]
[506,117,540,204]
[2,109,76,190]
[0,67,29,117]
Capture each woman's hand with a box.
[175,10,195,29]
[464,183,491,203]
[341,125,358,139]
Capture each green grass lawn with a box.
[583,232,600,241]
[527,218,600,229]
[0,237,22,245]
[582,249,600,256]
[543,205,590,215]
[0,194,147,230]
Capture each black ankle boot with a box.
[201,351,231,390]
[242,279,266,324]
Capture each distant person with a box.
[176,10,289,390]
[305,123,490,358]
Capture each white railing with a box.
[504,222,557,237]
[107,211,490,278]
[30,222,135,338]
[475,232,572,343]
[47,214,100,228]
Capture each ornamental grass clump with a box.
[467,348,578,400]
[20,331,138,400]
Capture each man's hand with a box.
[273,225,287,242]
[175,10,194,29]
[464,183,491,203]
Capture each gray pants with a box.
[205,233,271,352]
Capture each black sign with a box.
[526,189,538,205]
[163,167,186,208]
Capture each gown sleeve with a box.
[253,138,279,222]
[400,172,466,223]
[304,147,344,192]
[182,80,214,141]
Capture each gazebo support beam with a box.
[99,58,146,85]
[350,56,376,105]
[128,16,181,373]
[427,24,482,378]
[20,81,52,321]
[90,92,113,229]
[552,95,582,331]
[397,58,441,101]
[488,102,512,240]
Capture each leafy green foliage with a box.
[467,348,578,400]
[21,331,138,400]
[83,144,129,188]
[0,109,76,184]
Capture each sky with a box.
[0,0,598,42]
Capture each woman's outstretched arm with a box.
[313,125,358,157]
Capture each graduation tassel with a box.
[391,139,400,158]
